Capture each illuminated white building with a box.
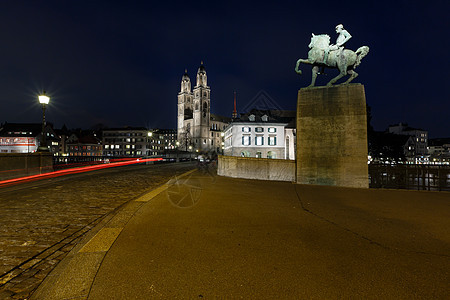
[223,110,296,160]
[0,123,58,154]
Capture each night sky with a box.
[0,1,448,137]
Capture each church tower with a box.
[177,70,193,142]
[192,62,211,151]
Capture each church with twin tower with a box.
[177,62,230,153]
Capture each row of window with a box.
[103,132,147,137]
[104,144,166,150]
[104,137,173,143]
[104,151,143,155]
[68,152,101,156]
[242,127,277,133]
[242,136,277,146]
[69,145,102,150]
[241,151,277,159]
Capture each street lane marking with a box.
[79,227,122,253]
[134,169,197,202]
[135,184,168,202]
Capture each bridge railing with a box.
[369,164,450,191]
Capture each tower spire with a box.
[232,91,237,119]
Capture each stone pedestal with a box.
[296,84,368,188]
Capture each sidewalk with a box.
[33,170,450,299]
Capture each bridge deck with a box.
[33,170,450,299]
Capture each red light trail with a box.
[0,158,163,188]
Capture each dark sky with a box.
[0,1,449,137]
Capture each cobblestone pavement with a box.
[0,162,195,299]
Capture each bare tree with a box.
[178,126,193,151]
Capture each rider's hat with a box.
[336,24,344,30]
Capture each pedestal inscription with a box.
[296,84,368,188]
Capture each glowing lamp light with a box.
[39,94,50,105]
[148,132,153,137]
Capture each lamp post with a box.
[38,91,50,152]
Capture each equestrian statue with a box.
[295,24,369,87]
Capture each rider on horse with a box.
[323,24,352,65]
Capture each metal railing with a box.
[369,164,450,191]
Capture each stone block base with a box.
[296,84,368,188]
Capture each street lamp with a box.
[38,91,50,152]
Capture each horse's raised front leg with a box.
[308,66,319,87]
[295,58,313,75]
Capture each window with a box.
[241,151,250,157]
[268,127,277,133]
[242,136,251,146]
[255,136,264,146]
[267,151,276,159]
[268,136,277,146]
[203,102,208,117]
[256,151,262,158]
[242,127,251,133]
[255,127,264,133]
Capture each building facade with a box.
[0,123,59,154]
[428,138,450,165]
[102,127,177,157]
[223,110,296,160]
[67,135,103,157]
[102,127,152,157]
[388,123,429,163]
[177,63,230,153]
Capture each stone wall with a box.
[0,152,53,180]
[296,84,368,188]
[218,155,295,182]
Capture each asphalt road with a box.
[0,161,196,299]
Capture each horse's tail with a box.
[354,46,369,69]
